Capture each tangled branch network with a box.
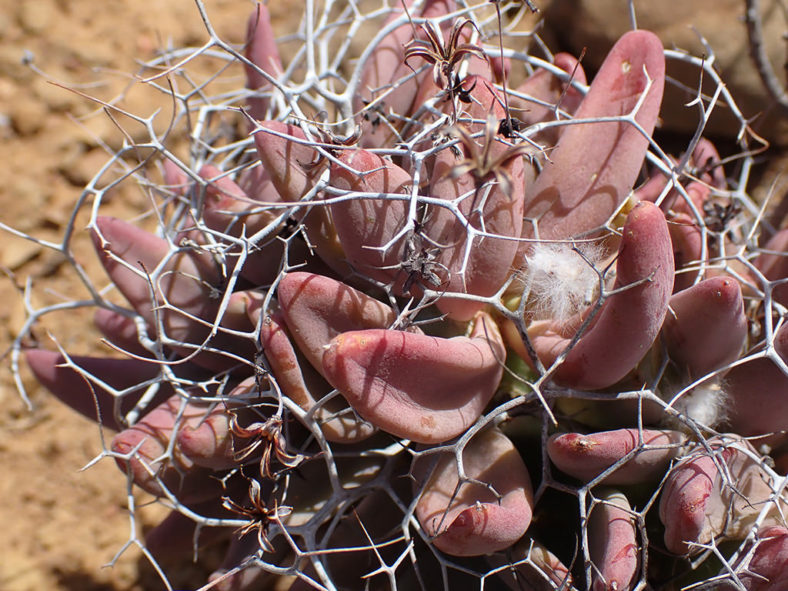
[8,0,788,589]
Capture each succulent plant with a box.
[10,1,788,590]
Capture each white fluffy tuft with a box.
[673,381,729,428]
[524,242,605,323]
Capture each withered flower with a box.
[223,478,292,552]
[449,114,533,199]
[231,413,306,479]
[404,18,487,91]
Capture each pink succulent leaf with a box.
[670,181,710,220]
[277,271,400,372]
[414,427,534,556]
[198,164,279,236]
[523,30,665,241]
[756,228,788,307]
[92,216,257,370]
[547,428,686,485]
[252,122,352,274]
[489,538,574,591]
[589,489,638,591]
[633,167,670,204]
[162,157,189,196]
[659,437,781,555]
[92,215,219,322]
[427,76,527,320]
[176,377,258,470]
[727,323,788,445]
[110,394,226,503]
[25,349,171,431]
[666,210,704,293]
[244,4,283,121]
[355,0,455,149]
[328,149,411,285]
[354,2,418,149]
[252,121,320,204]
[321,311,505,444]
[237,162,282,204]
[93,307,151,357]
[661,276,747,378]
[510,52,587,146]
[259,310,376,443]
[197,164,293,286]
[530,201,674,389]
[737,526,788,591]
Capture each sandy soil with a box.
[0,2,297,590]
[1,2,786,591]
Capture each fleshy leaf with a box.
[427,76,527,320]
[328,149,411,285]
[25,349,170,431]
[414,427,534,556]
[524,201,674,389]
[322,311,505,444]
[258,310,376,443]
[176,377,256,470]
[355,0,455,148]
[522,30,665,241]
[737,526,788,591]
[726,323,788,445]
[510,52,587,146]
[244,4,283,121]
[659,436,782,555]
[110,394,225,503]
[277,271,399,373]
[661,276,746,378]
[547,428,686,485]
[91,216,256,370]
[589,489,638,591]
[756,228,788,307]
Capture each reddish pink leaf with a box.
[258,310,375,443]
[523,30,665,241]
[328,149,411,286]
[277,271,399,372]
[25,349,170,431]
[547,429,686,485]
[244,4,283,121]
[589,489,638,591]
[91,216,256,370]
[415,428,534,556]
[739,526,788,591]
[176,377,256,470]
[662,276,746,378]
[111,394,225,503]
[528,201,674,389]
[659,437,779,555]
[727,323,788,446]
[355,0,456,148]
[511,52,587,146]
[322,311,505,443]
[756,228,788,307]
[427,76,527,320]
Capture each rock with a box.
[544,0,788,144]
